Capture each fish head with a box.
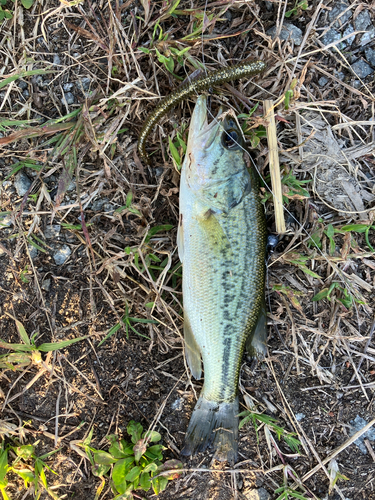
[183,95,251,214]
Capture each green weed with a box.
[285,0,308,18]
[77,422,182,499]
[114,192,142,217]
[238,410,301,455]
[283,252,321,279]
[168,124,187,170]
[0,439,61,500]
[139,21,191,78]
[339,223,375,252]
[261,170,310,204]
[272,284,303,312]
[328,459,349,494]
[0,69,54,90]
[0,315,86,371]
[311,282,365,309]
[98,305,158,346]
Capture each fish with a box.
[137,60,266,165]
[177,95,267,463]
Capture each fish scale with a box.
[178,96,267,462]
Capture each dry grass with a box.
[0,0,374,499]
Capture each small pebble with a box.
[14,171,32,196]
[350,415,375,454]
[171,398,184,411]
[103,202,114,214]
[27,245,38,260]
[354,10,372,31]
[342,24,355,46]
[18,80,28,90]
[365,47,375,67]
[334,71,345,80]
[62,92,75,105]
[329,0,352,27]
[44,224,61,239]
[53,245,72,265]
[91,198,106,212]
[53,54,61,65]
[318,76,329,86]
[266,22,303,46]
[351,59,373,78]
[80,77,91,90]
[1,180,13,191]
[63,83,74,91]
[321,29,341,47]
[295,413,306,421]
[0,214,12,228]
[361,28,375,45]
[41,278,51,291]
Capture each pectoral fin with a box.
[177,213,184,262]
[184,314,202,379]
[246,296,267,359]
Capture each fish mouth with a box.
[190,95,228,150]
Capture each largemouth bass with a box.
[178,96,267,463]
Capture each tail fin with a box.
[181,395,238,464]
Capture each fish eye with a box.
[222,129,239,150]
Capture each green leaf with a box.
[92,463,110,477]
[94,451,117,465]
[341,224,369,233]
[145,224,173,244]
[125,191,133,208]
[0,449,8,482]
[83,428,94,447]
[125,466,142,482]
[152,476,168,495]
[142,430,161,443]
[14,319,30,345]
[21,0,34,8]
[127,421,143,444]
[290,262,321,279]
[37,336,86,351]
[139,47,150,54]
[311,288,330,301]
[144,445,163,460]
[139,472,151,491]
[108,437,133,459]
[165,56,174,74]
[15,444,34,459]
[284,434,301,454]
[325,224,334,238]
[112,458,135,491]
[142,462,158,473]
[168,136,181,166]
[365,226,375,252]
[0,487,11,500]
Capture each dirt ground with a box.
[0,1,375,499]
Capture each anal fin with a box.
[246,296,267,359]
[184,314,202,379]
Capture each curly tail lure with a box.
[137,60,266,165]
